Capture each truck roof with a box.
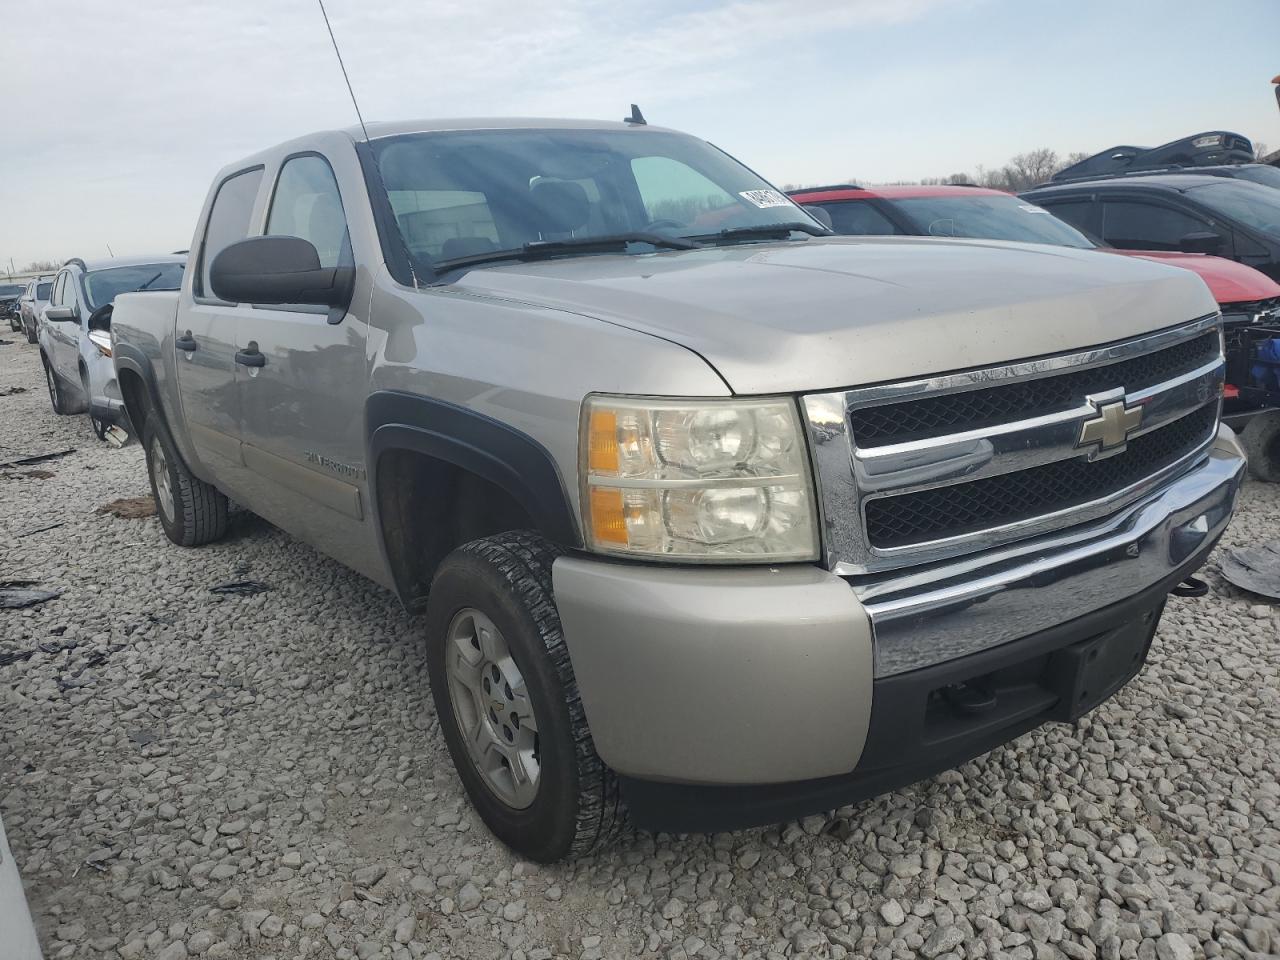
[345,116,671,141]
[68,253,187,272]
[1024,173,1233,198]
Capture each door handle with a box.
[176,331,197,352]
[235,342,266,368]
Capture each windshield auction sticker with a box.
[740,189,792,208]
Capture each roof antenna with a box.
[316,0,370,141]
[623,104,647,126]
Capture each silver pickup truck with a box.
[111,117,1245,862]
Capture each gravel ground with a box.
[2,334,1279,960]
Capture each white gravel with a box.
[2,335,1279,960]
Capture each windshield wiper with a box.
[695,221,833,244]
[133,272,164,292]
[436,233,700,271]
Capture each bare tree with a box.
[1256,141,1270,162]
[20,259,62,273]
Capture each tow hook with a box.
[1170,576,1209,598]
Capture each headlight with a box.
[580,395,819,561]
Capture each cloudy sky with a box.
[3,0,1278,266]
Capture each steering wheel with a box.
[642,219,686,233]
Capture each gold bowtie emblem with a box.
[1079,398,1143,452]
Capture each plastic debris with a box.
[0,581,62,609]
[208,580,272,597]
[1220,540,1280,601]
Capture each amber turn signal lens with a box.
[588,487,628,544]
[588,409,619,474]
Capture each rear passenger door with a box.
[178,166,264,490]
[233,152,372,563]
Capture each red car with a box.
[791,183,1280,462]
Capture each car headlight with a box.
[580,395,819,561]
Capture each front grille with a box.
[851,331,1220,448]
[865,403,1216,548]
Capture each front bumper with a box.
[553,436,1245,830]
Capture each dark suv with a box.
[1021,174,1280,283]
[1,283,25,331]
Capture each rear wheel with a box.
[1241,412,1280,483]
[25,319,37,344]
[425,531,625,862]
[141,416,229,546]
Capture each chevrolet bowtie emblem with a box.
[1078,396,1143,453]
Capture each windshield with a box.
[84,262,185,310]
[1229,166,1280,190]
[885,195,1096,248]
[36,282,52,300]
[0,284,23,296]
[367,128,824,272]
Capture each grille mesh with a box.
[850,331,1219,448]
[864,404,1217,549]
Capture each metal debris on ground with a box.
[17,521,65,538]
[208,580,272,597]
[0,448,76,469]
[96,496,157,519]
[0,581,63,609]
[104,426,130,448]
[1220,539,1280,600]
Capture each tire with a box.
[41,355,70,414]
[25,319,37,344]
[1241,412,1280,483]
[425,531,625,862]
[141,415,230,546]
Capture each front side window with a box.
[84,263,185,311]
[1187,180,1280,236]
[199,167,264,298]
[808,200,905,236]
[36,281,53,300]
[1100,199,1218,251]
[367,128,823,274]
[887,196,1095,248]
[266,155,350,268]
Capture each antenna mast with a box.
[316,0,370,141]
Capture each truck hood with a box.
[1110,249,1280,305]
[451,236,1218,394]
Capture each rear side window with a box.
[36,281,52,300]
[198,167,264,298]
[1100,200,1215,251]
[266,155,350,269]
[49,274,66,305]
[811,200,904,236]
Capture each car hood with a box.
[451,236,1218,394]
[1111,249,1280,305]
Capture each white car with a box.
[39,255,185,438]
[0,813,43,959]
[17,276,54,344]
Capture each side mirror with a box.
[88,304,113,333]
[1179,231,1224,255]
[44,305,77,322]
[210,235,354,308]
[806,205,834,230]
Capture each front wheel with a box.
[141,416,230,546]
[1241,412,1280,483]
[425,532,625,862]
[24,320,37,344]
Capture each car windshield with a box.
[1229,166,1280,190]
[885,195,1096,248]
[36,282,52,300]
[367,127,824,272]
[1186,180,1280,238]
[84,262,185,310]
[0,284,23,295]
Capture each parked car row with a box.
[789,131,1280,481]
[98,114,1250,861]
[13,256,186,441]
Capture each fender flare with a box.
[112,342,164,424]
[366,390,582,551]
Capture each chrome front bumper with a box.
[856,434,1246,677]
